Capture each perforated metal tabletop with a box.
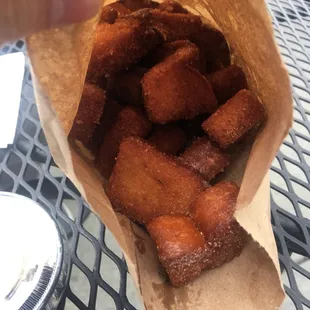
[1,1,310,309]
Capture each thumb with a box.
[0,0,101,44]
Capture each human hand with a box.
[0,0,101,45]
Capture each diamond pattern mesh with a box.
[0,43,142,310]
[267,1,310,308]
[0,1,310,309]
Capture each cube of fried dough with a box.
[179,114,208,140]
[87,18,160,81]
[180,137,230,181]
[95,99,123,139]
[150,40,195,62]
[100,6,118,24]
[110,67,147,105]
[123,0,159,10]
[191,24,230,72]
[130,9,202,42]
[70,83,106,146]
[147,216,206,286]
[107,137,205,224]
[91,99,123,153]
[151,10,202,42]
[100,2,131,24]
[192,182,239,235]
[148,124,187,154]
[167,42,203,70]
[145,40,203,70]
[158,1,189,14]
[202,90,266,149]
[109,1,132,13]
[142,57,217,123]
[208,65,248,105]
[191,182,245,269]
[203,220,245,270]
[98,107,152,178]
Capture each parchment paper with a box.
[26,0,293,309]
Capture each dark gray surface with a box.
[268,1,310,309]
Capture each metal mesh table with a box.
[1,0,310,309]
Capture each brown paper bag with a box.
[26,0,293,309]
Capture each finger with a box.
[0,0,101,44]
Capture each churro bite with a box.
[100,6,118,24]
[147,216,206,286]
[191,182,245,269]
[166,41,203,69]
[70,83,106,146]
[191,24,230,72]
[110,67,147,105]
[142,53,217,123]
[88,17,160,81]
[208,65,248,105]
[202,90,266,149]
[192,182,239,236]
[158,0,189,14]
[148,124,187,154]
[179,114,208,140]
[145,40,203,70]
[91,98,123,153]
[129,9,202,42]
[123,0,159,10]
[107,137,205,224]
[203,220,246,270]
[100,2,131,24]
[150,10,202,42]
[98,106,152,178]
[136,10,230,71]
[180,137,230,181]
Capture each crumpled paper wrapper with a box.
[25,0,292,309]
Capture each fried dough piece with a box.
[158,1,189,14]
[70,83,106,146]
[151,10,202,42]
[204,220,245,270]
[149,40,194,63]
[91,99,123,153]
[100,2,131,24]
[147,216,206,286]
[145,40,203,70]
[98,107,152,178]
[191,182,245,269]
[180,137,230,181]
[109,1,132,13]
[148,124,187,154]
[192,182,239,235]
[129,9,202,42]
[179,114,208,140]
[166,42,202,69]
[202,90,266,149]
[107,137,205,224]
[123,0,159,10]
[100,6,118,24]
[95,99,123,139]
[191,24,230,72]
[208,65,248,105]
[142,55,217,123]
[87,18,160,81]
[110,67,147,105]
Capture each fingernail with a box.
[51,0,101,25]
